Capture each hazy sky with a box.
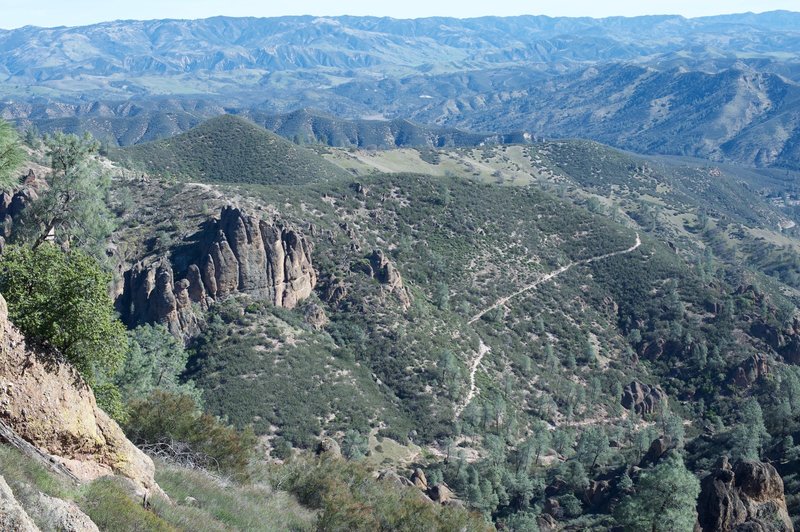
[1,0,798,29]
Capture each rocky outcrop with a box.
[0,475,38,532]
[732,353,770,388]
[697,457,793,532]
[621,381,667,416]
[640,437,670,466]
[119,206,316,338]
[33,492,99,532]
[0,294,159,496]
[368,250,410,309]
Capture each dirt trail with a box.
[455,233,641,417]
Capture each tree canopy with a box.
[614,453,700,532]
[0,119,25,190]
[14,132,114,257]
[0,244,128,383]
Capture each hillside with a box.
[110,114,351,184]
[96,127,800,528]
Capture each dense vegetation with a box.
[4,118,800,529]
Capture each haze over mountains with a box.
[3,12,800,168]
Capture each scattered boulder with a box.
[0,475,38,532]
[697,458,793,532]
[621,381,667,416]
[0,294,160,496]
[315,437,341,459]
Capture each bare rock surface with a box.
[697,457,793,532]
[0,294,159,496]
[120,206,316,338]
[0,475,39,532]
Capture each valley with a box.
[1,8,800,532]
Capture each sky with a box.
[1,0,798,29]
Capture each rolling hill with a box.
[110,114,351,184]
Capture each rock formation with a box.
[119,206,317,338]
[0,475,38,532]
[621,381,667,416]
[732,353,770,388]
[368,250,410,309]
[0,293,159,496]
[697,457,793,532]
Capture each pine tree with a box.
[614,453,700,532]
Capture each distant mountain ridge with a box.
[2,12,800,101]
[4,12,800,168]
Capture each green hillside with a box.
[110,114,350,184]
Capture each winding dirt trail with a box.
[455,233,641,417]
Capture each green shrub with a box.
[124,390,256,480]
[0,244,128,383]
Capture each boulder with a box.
[697,458,793,532]
[427,483,454,504]
[377,470,414,488]
[411,468,428,491]
[0,475,38,532]
[621,381,667,416]
[315,437,341,459]
[34,492,99,532]
[304,303,328,330]
[0,294,160,497]
[640,437,671,467]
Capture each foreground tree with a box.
[0,119,25,189]
[115,324,200,404]
[14,132,114,256]
[614,453,700,532]
[0,244,127,383]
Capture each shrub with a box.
[124,390,256,480]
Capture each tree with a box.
[14,132,114,256]
[614,453,700,532]
[0,119,25,190]
[115,324,200,404]
[0,244,127,383]
[731,398,769,460]
[341,429,369,460]
[576,427,610,471]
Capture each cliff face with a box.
[0,294,158,496]
[118,206,317,338]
